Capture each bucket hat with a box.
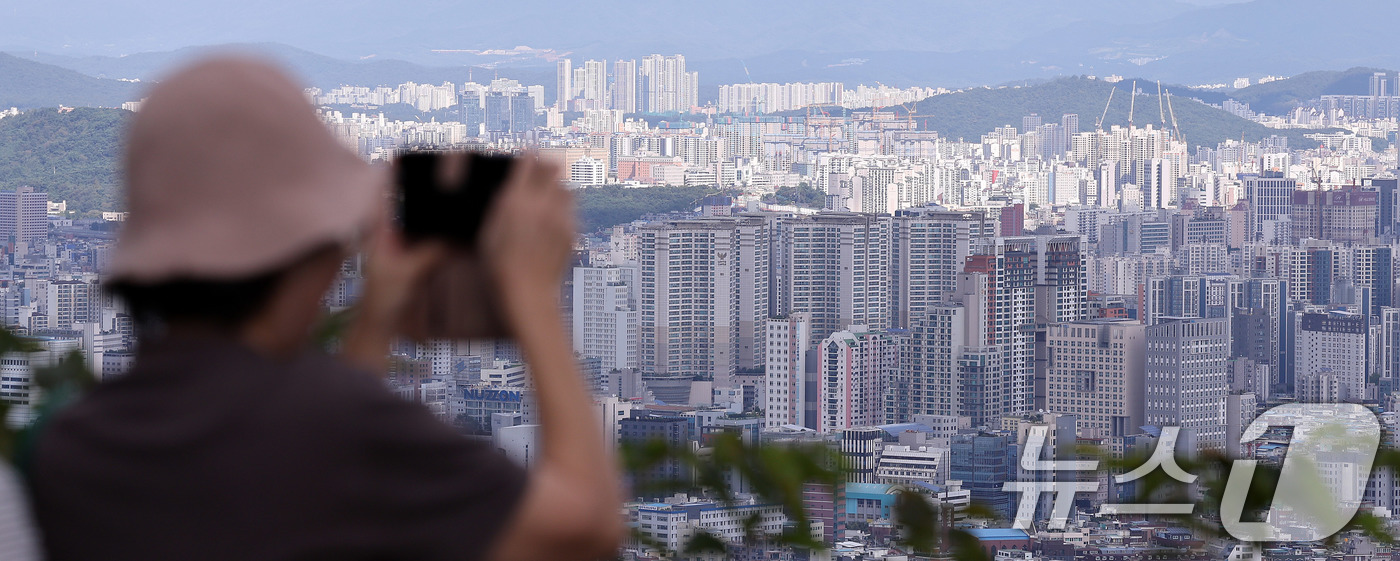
[108,56,382,283]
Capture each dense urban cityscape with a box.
[8,30,1400,561]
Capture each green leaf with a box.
[682,531,728,555]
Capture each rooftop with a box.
[965,528,1031,541]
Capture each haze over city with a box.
[5,2,1400,561]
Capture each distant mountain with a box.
[1216,68,1388,115]
[9,44,556,97]
[895,77,1336,149]
[0,54,140,109]
[7,0,1400,87]
[0,107,129,212]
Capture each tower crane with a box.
[1128,80,1137,128]
[1165,88,1184,145]
[1096,85,1116,130]
[1157,81,1166,125]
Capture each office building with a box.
[950,431,1019,521]
[1243,172,1298,243]
[1144,317,1229,453]
[1290,185,1379,243]
[619,410,694,496]
[1295,311,1368,403]
[0,186,48,247]
[1045,320,1146,437]
[569,156,606,187]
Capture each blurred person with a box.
[0,462,40,561]
[25,57,621,561]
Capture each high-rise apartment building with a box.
[1144,317,1229,452]
[612,60,638,113]
[1045,320,1146,437]
[44,279,100,330]
[890,207,996,329]
[0,186,48,246]
[582,60,607,110]
[957,237,1052,420]
[1031,232,1088,325]
[765,312,813,430]
[819,327,900,433]
[571,266,638,371]
[890,276,1004,428]
[639,54,697,114]
[555,58,572,109]
[781,213,892,343]
[637,217,769,384]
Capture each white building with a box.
[637,217,770,384]
[629,495,786,553]
[875,444,948,486]
[1,335,81,426]
[570,156,606,187]
[764,312,812,430]
[571,266,638,370]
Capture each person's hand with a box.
[359,221,449,326]
[342,220,447,374]
[478,156,574,328]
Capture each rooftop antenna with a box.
[1127,81,1136,128]
[1097,85,1116,129]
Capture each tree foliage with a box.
[1222,67,1389,116]
[0,107,129,213]
[760,183,824,208]
[574,184,717,233]
[887,76,1339,150]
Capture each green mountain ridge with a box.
[0,53,140,110]
[1213,67,1391,115]
[895,76,1342,149]
[0,107,129,212]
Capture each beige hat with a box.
[109,56,383,283]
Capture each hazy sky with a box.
[5,0,1398,86]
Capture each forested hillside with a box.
[0,107,128,213]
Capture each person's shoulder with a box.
[283,351,448,433]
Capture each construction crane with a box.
[1164,88,1184,145]
[901,100,922,130]
[1157,81,1166,125]
[1127,80,1137,128]
[1096,85,1117,130]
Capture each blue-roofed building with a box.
[843,483,897,522]
[963,528,1031,558]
